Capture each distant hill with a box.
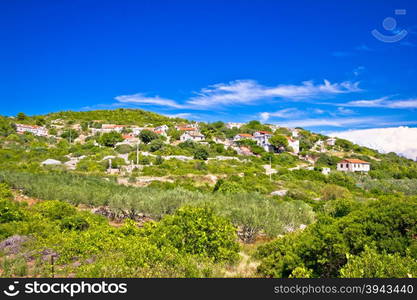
[4,108,190,127]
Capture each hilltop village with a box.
[1,109,417,279]
[14,117,369,179]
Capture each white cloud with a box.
[330,127,417,160]
[113,79,361,110]
[115,93,186,109]
[386,99,417,108]
[344,97,417,109]
[164,113,192,119]
[353,66,365,76]
[187,79,361,108]
[314,108,325,114]
[259,108,305,122]
[277,117,379,128]
[337,107,354,115]
[345,98,386,107]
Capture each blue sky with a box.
[2,0,417,132]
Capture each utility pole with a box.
[136,142,139,165]
[51,255,55,278]
[269,156,272,182]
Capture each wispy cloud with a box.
[332,44,372,58]
[259,108,305,122]
[81,102,128,111]
[313,108,325,114]
[336,107,355,115]
[352,66,365,76]
[344,97,417,109]
[115,93,186,109]
[164,113,193,119]
[113,79,361,110]
[187,79,361,108]
[276,117,380,128]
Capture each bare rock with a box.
[0,235,30,255]
[40,248,59,261]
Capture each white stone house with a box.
[115,135,139,146]
[153,129,168,137]
[180,131,205,142]
[226,122,244,129]
[253,131,273,151]
[291,128,300,138]
[176,123,199,131]
[130,127,143,136]
[16,124,48,136]
[91,124,127,135]
[322,167,331,175]
[337,159,370,172]
[154,125,169,133]
[269,125,281,132]
[286,137,300,154]
[233,133,255,142]
[326,137,337,146]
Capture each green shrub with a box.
[193,148,209,160]
[255,196,417,278]
[115,144,133,154]
[0,199,25,223]
[321,184,351,201]
[60,215,90,231]
[0,183,13,200]
[33,200,77,220]
[144,206,240,263]
[340,247,417,278]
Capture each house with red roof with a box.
[233,133,255,142]
[337,158,370,172]
[16,124,48,136]
[180,131,205,142]
[91,124,127,134]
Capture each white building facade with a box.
[287,137,300,154]
[253,131,272,151]
[180,131,205,142]
[337,159,370,172]
[16,124,48,136]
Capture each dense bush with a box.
[255,196,417,278]
[143,206,240,263]
[0,199,25,224]
[139,130,159,144]
[0,191,227,277]
[60,215,90,231]
[33,200,77,220]
[340,246,417,278]
[98,131,123,147]
[115,144,133,154]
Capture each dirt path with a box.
[224,250,260,278]
[12,191,40,206]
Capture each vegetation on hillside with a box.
[1,109,417,278]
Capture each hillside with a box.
[1,109,417,278]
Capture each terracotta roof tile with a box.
[341,158,369,164]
